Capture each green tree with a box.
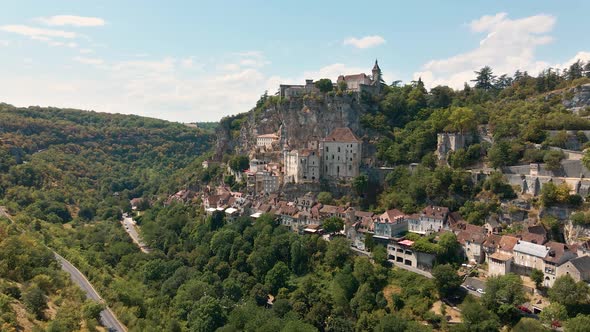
[530,269,544,289]
[315,79,334,93]
[472,66,496,90]
[512,317,549,332]
[350,283,376,316]
[229,155,249,172]
[457,296,500,332]
[322,216,344,234]
[265,262,290,295]
[549,275,590,309]
[325,238,351,269]
[187,295,226,332]
[428,85,454,109]
[352,174,369,196]
[482,274,526,312]
[544,150,565,171]
[539,302,568,325]
[432,264,461,298]
[446,107,477,134]
[82,300,105,321]
[317,192,333,205]
[23,285,46,319]
[372,245,388,267]
[565,314,590,332]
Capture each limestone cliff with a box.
[563,83,590,112]
[215,92,378,158]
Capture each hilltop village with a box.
[173,60,590,318]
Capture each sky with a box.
[0,1,589,123]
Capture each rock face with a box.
[215,93,377,158]
[563,83,590,112]
[564,220,590,245]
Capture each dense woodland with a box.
[1,60,590,331]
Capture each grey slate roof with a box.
[570,256,590,273]
[513,241,550,258]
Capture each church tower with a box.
[372,59,381,85]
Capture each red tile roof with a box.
[499,235,520,252]
[422,205,449,219]
[323,127,360,143]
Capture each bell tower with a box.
[372,59,381,85]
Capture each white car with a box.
[476,288,486,294]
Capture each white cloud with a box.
[0,40,9,46]
[343,35,386,49]
[36,15,105,27]
[79,48,94,54]
[554,51,590,70]
[413,13,559,88]
[73,56,104,65]
[0,24,77,39]
[2,47,385,122]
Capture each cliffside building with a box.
[436,133,468,163]
[284,149,321,183]
[256,133,279,148]
[320,127,362,180]
[337,60,382,93]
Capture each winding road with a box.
[121,216,151,253]
[0,207,127,332]
[54,253,127,332]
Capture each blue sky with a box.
[0,1,589,122]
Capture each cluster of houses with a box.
[199,187,590,287]
[246,126,363,195]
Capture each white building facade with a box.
[320,127,362,180]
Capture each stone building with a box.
[256,133,279,148]
[543,241,577,287]
[503,160,590,196]
[279,79,318,99]
[284,149,321,183]
[408,205,449,235]
[386,239,436,270]
[336,60,382,93]
[512,240,550,273]
[436,133,468,163]
[556,256,590,283]
[246,170,280,195]
[320,127,362,180]
[373,209,408,239]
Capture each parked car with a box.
[476,288,485,294]
[551,320,562,328]
[464,285,476,291]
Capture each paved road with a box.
[462,277,485,297]
[1,206,127,332]
[121,216,150,253]
[54,253,127,332]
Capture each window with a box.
[326,147,329,152]
[348,165,352,171]
[337,166,340,174]
[338,147,341,152]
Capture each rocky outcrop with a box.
[564,220,590,245]
[215,92,377,158]
[563,83,590,112]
